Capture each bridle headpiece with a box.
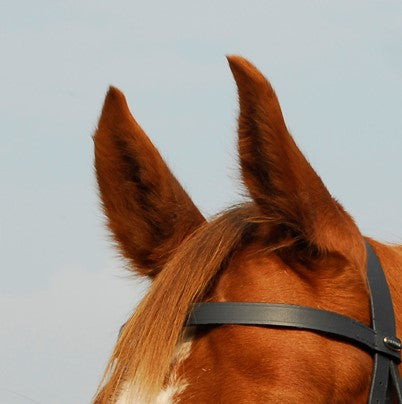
[188,241,401,403]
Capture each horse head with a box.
[93,56,401,403]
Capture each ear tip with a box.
[107,85,124,95]
[104,85,127,107]
[226,55,267,87]
[98,85,132,125]
[226,54,244,64]
[226,55,252,73]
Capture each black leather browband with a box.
[188,302,400,361]
[187,241,401,403]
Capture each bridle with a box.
[187,240,402,403]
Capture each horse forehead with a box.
[212,245,309,301]
[179,322,372,402]
[210,243,370,324]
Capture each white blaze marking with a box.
[116,330,194,404]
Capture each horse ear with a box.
[94,87,205,277]
[227,56,363,258]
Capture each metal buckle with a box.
[383,336,402,351]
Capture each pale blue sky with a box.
[1,1,401,403]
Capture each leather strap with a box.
[390,362,402,402]
[187,240,401,403]
[188,302,400,361]
[365,241,401,403]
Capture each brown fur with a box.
[93,56,401,403]
[94,87,205,276]
[228,57,364,265]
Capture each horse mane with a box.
[95,203,293,402]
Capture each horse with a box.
[93,56,401,403]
